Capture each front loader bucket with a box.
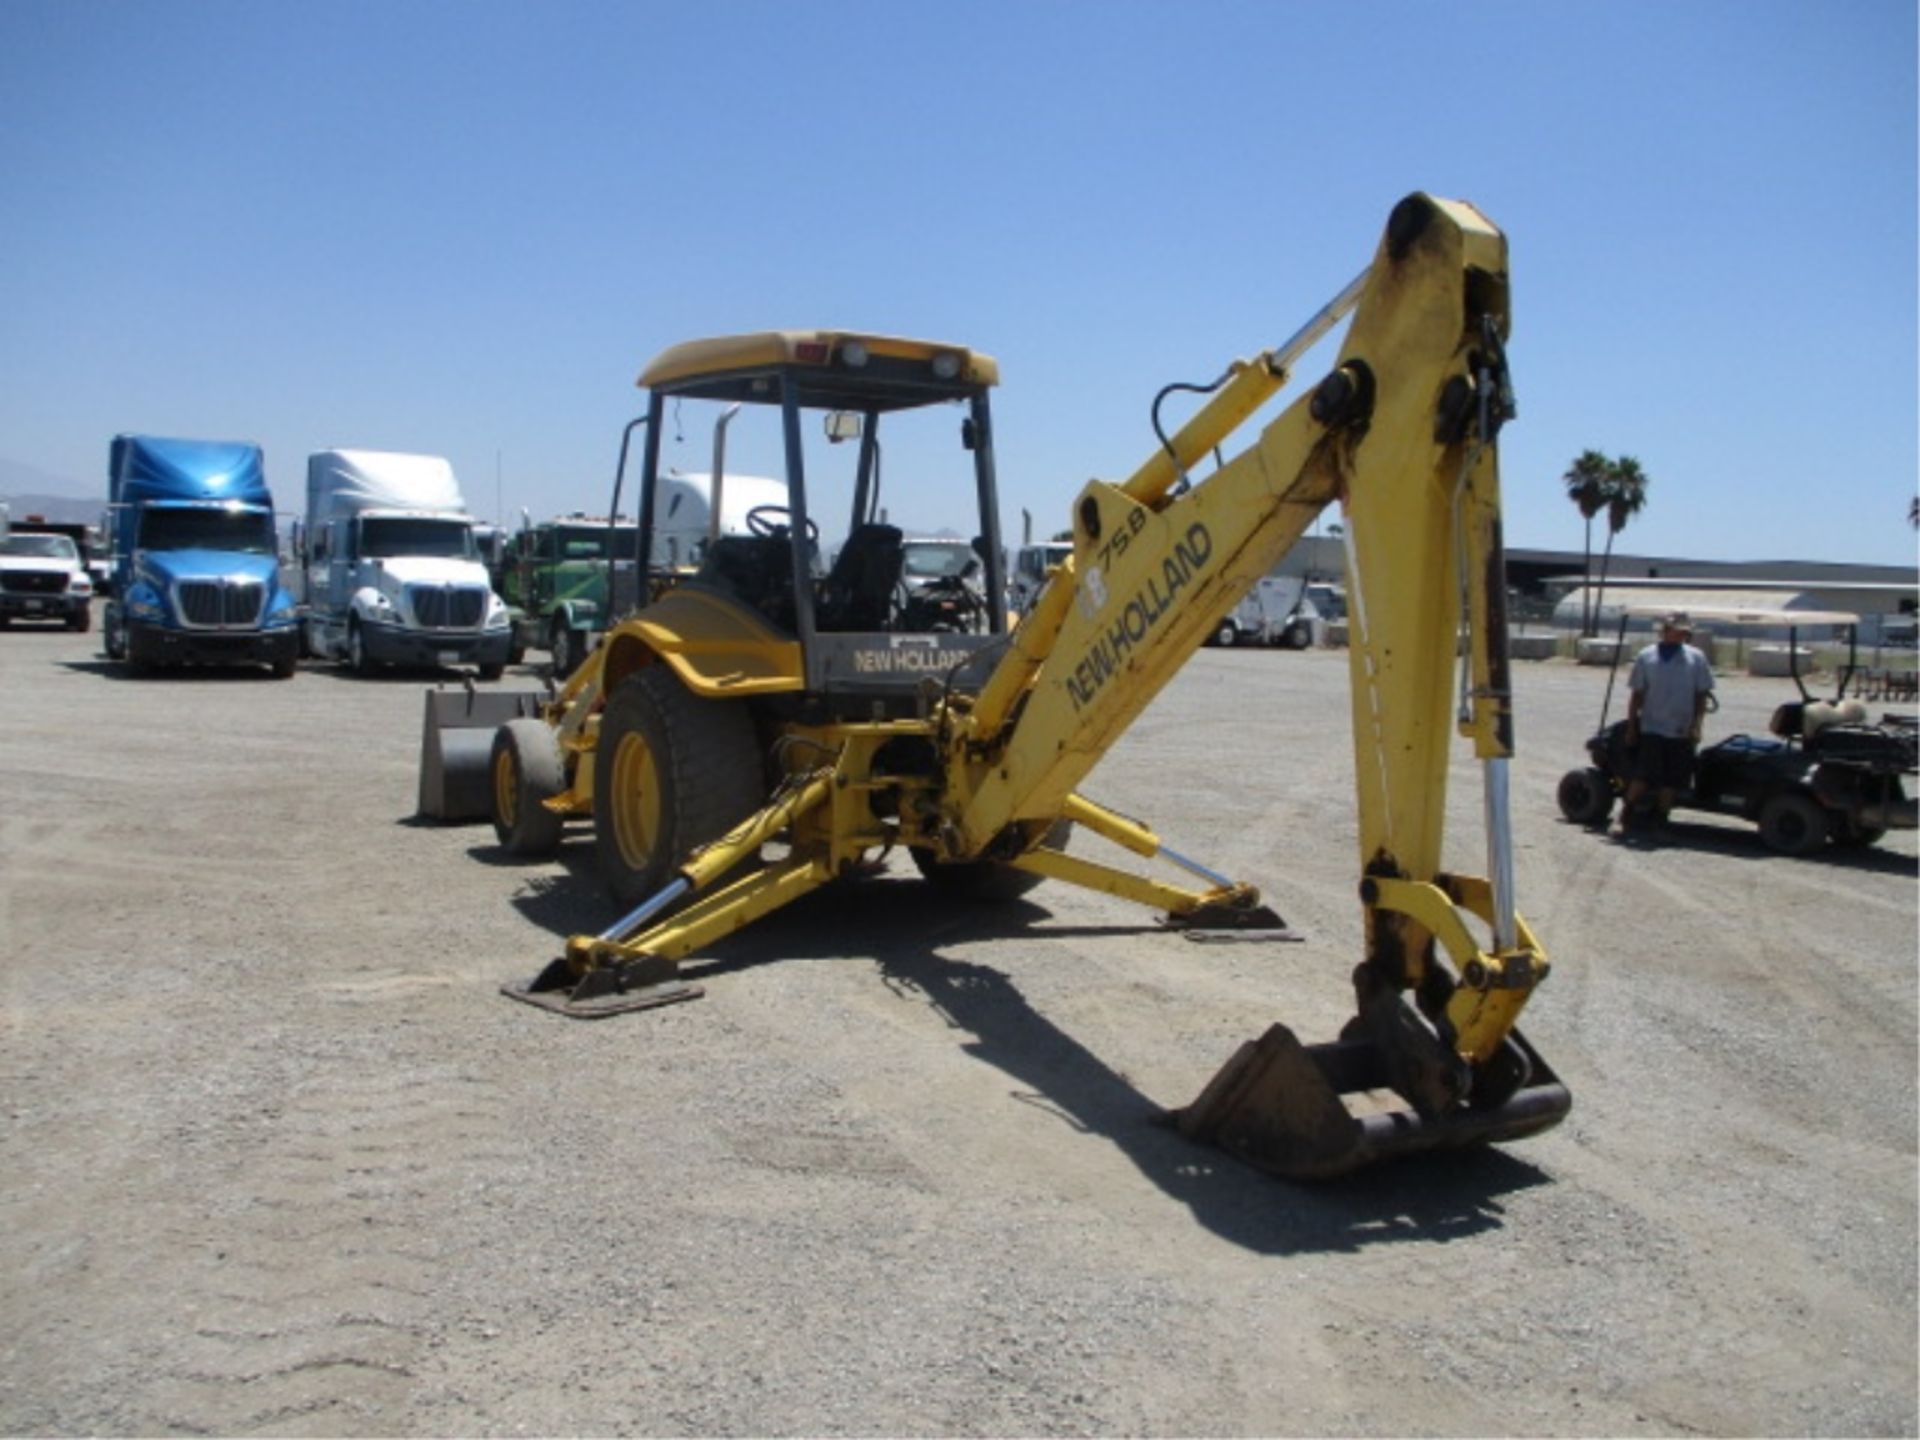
[416,686,546,821]
[1172,1023,1569,1180]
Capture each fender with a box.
[600,584,803,699]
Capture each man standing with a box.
[1620,612,1715,833]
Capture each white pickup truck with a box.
[0,531,93,632]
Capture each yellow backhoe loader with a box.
[441,193,1571,1179]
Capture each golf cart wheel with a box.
[1831,814,1887,848]
[1757,791,1829,856]
[911,819,1072,901]
[1557,767,1615,827]
[491,718,567,856]
[592,665,765,908]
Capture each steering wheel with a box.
[745,505,818,542]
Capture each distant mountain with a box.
[2,454,100,531]
[2,492,103,526]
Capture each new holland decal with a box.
[850,634,977,675]
[1064,520,1213,712]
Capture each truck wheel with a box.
[67,606,92,634]
[593,665,765,907]
[347,618,377,676]
[1556,767,1614,827]
[550,622,581,678]
[1212,620,1238,648]
[911,820,1072,901]
[491,718,567,856]
[1757,791,1828,856]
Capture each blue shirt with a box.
[1628,642,1714,738]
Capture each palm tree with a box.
[1562,450,1610,634]
[1591,456,1649,633]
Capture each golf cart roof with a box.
[637,331,998,412]
[1611,590,1859,628]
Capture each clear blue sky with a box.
[2,0,1914,565]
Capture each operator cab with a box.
[630,330,1009,712]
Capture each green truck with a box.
[499,517,639,675]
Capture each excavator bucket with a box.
[416,685,546,821]
[1173,1023,1570,1181]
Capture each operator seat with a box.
[817,523,904,632]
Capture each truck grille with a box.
[177,579,265,628]
[1,569,68,595]
[408,584,485,629]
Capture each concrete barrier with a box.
[1749,644,1813,678]
[1577,637,1622,667]
[1509,634,1557,661]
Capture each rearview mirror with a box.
[824,412,863,444]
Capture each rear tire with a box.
[911,819,1072,901]
[1211,620,1237,648]
[491,718,567,856]
[1557,767,1614,827]
[1831,814,1887,848]
[593,665,765,907]
[1757,791,1828,856]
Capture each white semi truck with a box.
[301,449,512,678]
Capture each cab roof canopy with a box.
[637,330,998,412]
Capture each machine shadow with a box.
[60,658,284,682]
[1574,815,1920,875]
[551,868,1551,1255]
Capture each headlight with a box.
[485,595,510,629]
[70,576,93,596]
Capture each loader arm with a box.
[946,194,1560,1153]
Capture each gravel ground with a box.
[1,617,1914,1437]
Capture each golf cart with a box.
[1556,601,1919,854]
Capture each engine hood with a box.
[366,556,492,588]
[137,548,281,587]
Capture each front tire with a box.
[592,665,765,907]
[491,718,567,856]
[1557,767,1615,827]
[68,605,92,634]
[1757,791,1828,856]
[347,618,378,676]
[103,606,127,661]
[1211,620,1238,649]
[550,621,581,678]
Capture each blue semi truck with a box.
[103,435,301,676]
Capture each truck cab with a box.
[102,436,301,676]
[302,450,512,679]
[502,517,642,676]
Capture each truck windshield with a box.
[362,518,476,559]
[902,540,976,580]
[556,525,636,561]
[138,508,276,554]
[1,534,80,561]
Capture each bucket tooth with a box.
[500,952,703,1019]
[1172,1023,1570,1180]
